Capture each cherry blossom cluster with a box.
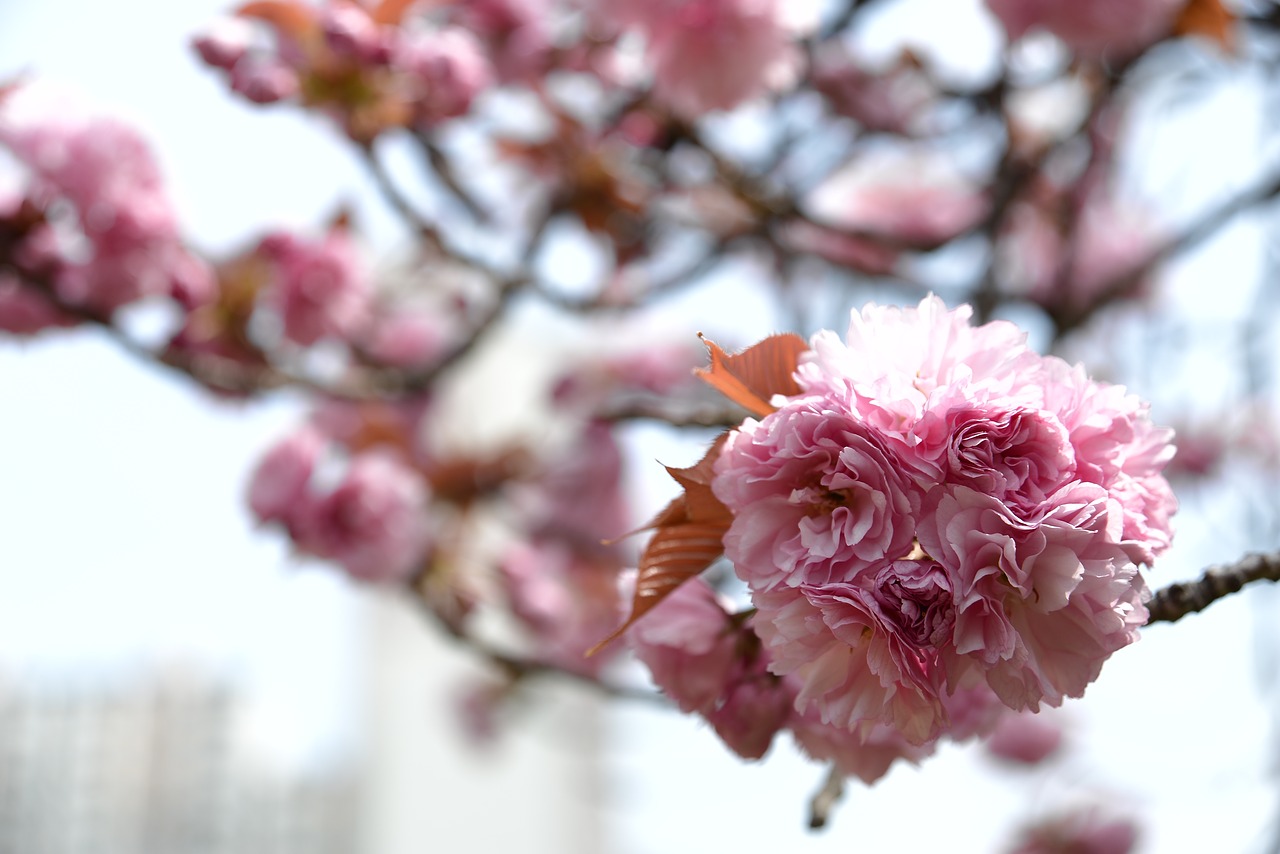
[627,296,1175,777]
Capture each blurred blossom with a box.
[985,0,1182,58]
[260,226,371,346]
[794,157,987,274]
[597,0,802,117]
[811,47,935,135]
[1006,807,1140,854]
[999,193,1163,320]
[985,710,1065,766]
[291,450,432,583]
[0,83,206,315]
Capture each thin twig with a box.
[807,764,846,830]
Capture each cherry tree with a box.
[3,0,1280,848]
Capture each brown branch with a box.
[807,764,846,830]
[1145,550,1280,625]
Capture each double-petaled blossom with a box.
[1007,807,1140,854]
[500,422,632,674]
[597,0,801,117]
[249,428,431,583]
[259,227,371,346]
[701,296,1175,744]
[0,85,210,317]
[985,0,1182,58]
[630,576,1009,780]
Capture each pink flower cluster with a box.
[597,0,801,117]
[249,421,431,582]
[985,0,1182,58]
[635,296,1174,769]
[499,422,632,675]
[632,575,1006,780]
[194,1,499,140]
[0,85,210,328]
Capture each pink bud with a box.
[192,18,256,71]
[230,57,299,105]
[248,427,326,525]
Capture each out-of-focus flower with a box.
[811,47,935,135]
[985,0,1182,58]
[999,194,1164,321]
[984,709,1064,765]
[1006,807,1140,854]
[260,226,371,346]
[794,159,987,275]
[598,0,802,117]
[396,26,493,125]
[0,84,206,315]
[291,449,431,582]
[248,426,326,525]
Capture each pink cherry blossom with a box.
[0,86,200,314]
[261,228,370,346]
[984,709,1064,765]
[713,399,920,593]
[1008,807,1140,854]
[291,450,431,583]
[602,0,800,117]
[797,160,988,275]
[499,538,627,675]
[362,309,450,368]
[396,27,493,125]
[0,273,70,334]
[709,295,1175,741]
[1000,198,1163,319]
[247,427,326,526]
[985,0,1182,58]
[630,577,745,715]
[810,48,934,135]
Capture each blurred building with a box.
[0,669,359,854]
[0,594,609,854]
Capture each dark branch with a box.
[1146,550,1280,625]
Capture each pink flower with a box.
[707,295,1174,741]
[629,578,797,761]
[248,427,326,525]
[630,577,745,715]
[604,0,800,117]
[985,0,1182,57]
[0,86,197,314]
[261,228,370,346]
[362,309,450,368]
[292,451,430,583]
[191,17,256,71]
[1000,198,1163,319]
[984,709,1064,765]
[797,159,988,275]
[396,27,493,125]
[810,48,934,135]
[1008,808,1140,854]
[0,273,70,334]
[499,538,626,675]
[714,399,920,593]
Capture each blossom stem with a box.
[807,764,845,830]
[1145,550,1280,625]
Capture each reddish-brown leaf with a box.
[236,0,317,37]
[370,0,420,25]
[694,333,808,417]
[1173,0,1236,53]
[589,436,732,654]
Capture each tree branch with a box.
[1145,550,1280,625]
